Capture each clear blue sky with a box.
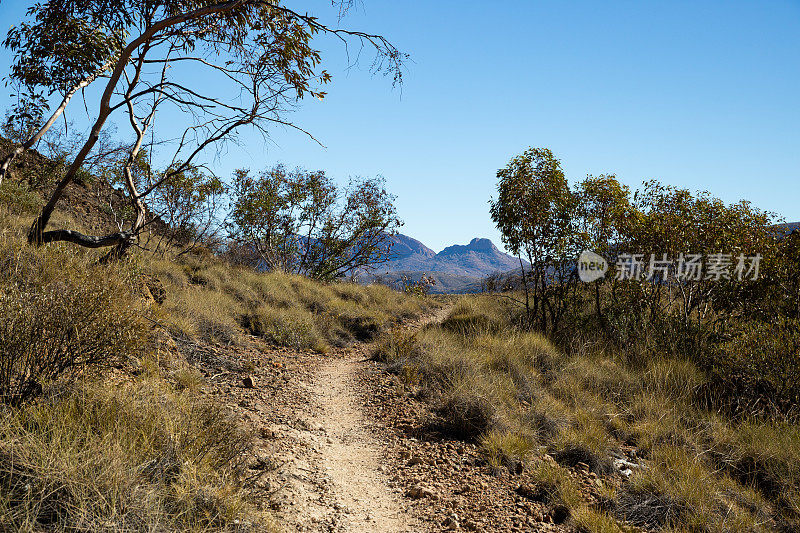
[1,1,798,252]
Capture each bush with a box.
[372,326,422,364]
[481,429,536,470]
[708,318,800,419]
[706,420,800,524]
[0,378,271,531]
[0,180,43,215]
[242,304,327,353]
[0,243,152,404]
[615,444,769,531]
[552,443,613,476]
[436,387,498,439]
[400,273,436,296]
[440,298,508,336]
[327,299,385,342]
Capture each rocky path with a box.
[246,321,439,531]
[262,308,452,532]
[305,352,415,532]
[243,350,415,532]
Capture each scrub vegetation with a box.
[374,148,800,532]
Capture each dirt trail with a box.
[307,353,413,532]
[264,352,417,532]
[306,307,454,531]
[264,307,450,532]
[231,303,587,532]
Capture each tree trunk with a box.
[594,281,608,331]
[0,59,113,189]
[27,0,244,245]
[518,255,531,325]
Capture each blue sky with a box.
[1,1,798,252]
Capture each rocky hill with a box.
[363,234,526,293]
[385,233,436,259]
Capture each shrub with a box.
[551,443,613,476]
[708,318,800,419]
[706,420,800,522]
[528,460,584,509]
[617,444,772,531]
[0,180,43,215]
[372,326,421,364]
[0,378,271,531]
[435,383,498,439]
[0,243,151,404]
[642,357,705,403]
[481,429,536,470]
[242,304,327,352]
[440,298,508,336]
[326,299,386,342]
[400,273,436,296]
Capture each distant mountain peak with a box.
[371,233,525,285]
[364,233,527,293]
[467,237,496,251]
[439,237,499,257]
[387,233,436,259]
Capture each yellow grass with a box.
[377,293,800,531]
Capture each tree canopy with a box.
[0,0,404,255]
[228,164,400,280]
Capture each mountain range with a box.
[362,234,526,293]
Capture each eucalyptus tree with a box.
[490,147,580,333]
[228,164,400,281]
[1,0,403,256]
[625,181,776,332]
[575,173,632,325]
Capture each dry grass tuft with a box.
[0,376,273,531]
[150,254,434,352]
